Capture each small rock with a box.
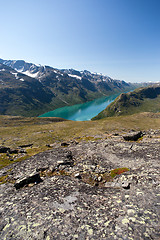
[74,173,82,179]
[57,156,74,167]
[92,175,98,181]
[122,181,130,189]
[61,142,70,147]
[127,209,135,216]
[28,183,35,187]
[36,167,49,172]
[97,176,102,182]
[46,144,54,147]
[57,160,65,165]
[90,165,96,170]
[122,218,129,225]
[66,151,72,160]
[113,133,119,136]
[18,149,27,153]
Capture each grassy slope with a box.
[0,113,160,169]
[92,85,160,120]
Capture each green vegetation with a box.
[92,84,160,120]
[0,112,160,169]
[110,168,129,178]
[0,175,8,184]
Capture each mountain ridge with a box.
[0,58,124,83]
[0,58,133,117]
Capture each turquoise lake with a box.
[39,93,120,121]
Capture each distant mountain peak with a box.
[0,58,46,80]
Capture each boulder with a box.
[123,131,143,141]
[14,172,43,190]
[61,142,70,147]
[0,146,10,153]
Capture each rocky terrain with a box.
[0,129,159,239]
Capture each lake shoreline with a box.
[39,93,121,121]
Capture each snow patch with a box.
[15,67,24,72]
[19,78,24,81]
[22,70,39,78]
[11,72,19,80]
[56,71,63,76]
[68,74,82,80]
[0,79,4,84]
[0,69,5,72]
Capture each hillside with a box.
[0,58,132,117]
[92,84,160,120]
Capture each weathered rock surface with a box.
[0,130,160,239]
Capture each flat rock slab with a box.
[0,131,160,240]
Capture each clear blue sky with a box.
[0,0,160,82]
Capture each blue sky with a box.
[0,0,160,82]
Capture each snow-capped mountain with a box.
[0,58,132,117]
[0,58,124,84]
[0,59,46,79]
[61,68,126,86]
[0,63,55,116]
[61,68,111,81]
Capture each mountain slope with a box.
[0,63,56,116]
[0,58,133,117]
[92,84,160,120]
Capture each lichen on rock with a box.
[0,130,160,239]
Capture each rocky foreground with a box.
[0,130,160,240]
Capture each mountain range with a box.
[0,58,132,117]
